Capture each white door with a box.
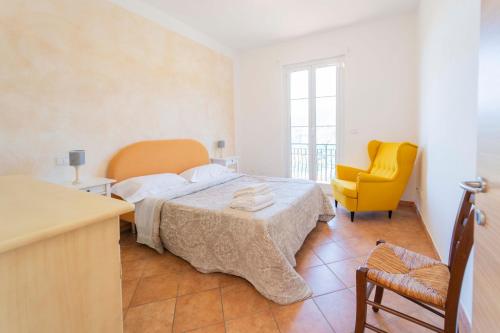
[472,0,500,331]
[287,60,342,184]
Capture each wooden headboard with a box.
[107,139,209,182]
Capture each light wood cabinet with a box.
[0,176,134,333]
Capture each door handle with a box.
[475,208,486,226]
[460,177,488,193]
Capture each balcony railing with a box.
[291,143,336,183]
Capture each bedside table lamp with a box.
[217,140,225,158]
[69,150,85,185]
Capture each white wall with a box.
[417,0,480,323]
[235,12,418,201]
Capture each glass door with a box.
[315,65,337,183]
[288,60,340,184]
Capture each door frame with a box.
[283,56,345,189]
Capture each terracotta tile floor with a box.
[120,204,442,333]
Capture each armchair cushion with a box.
[332,179,358,198]
[336,164,366,182]
[357,173,391,183]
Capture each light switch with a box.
[55,154,69,166]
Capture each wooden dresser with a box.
[0,176,134,333]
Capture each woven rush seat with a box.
[365,242,450,308]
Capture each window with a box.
[286,59,342,184]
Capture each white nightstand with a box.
[52,177,115,197]
[210,156,239,172]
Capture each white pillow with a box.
[180,164,231,183]
[111,173,187,203]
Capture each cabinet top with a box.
[0,176,134,254]
[48,177,116,190]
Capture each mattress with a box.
[134,174,334,304]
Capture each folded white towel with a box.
[234,183,271,197]
[231,193,275,207]
[232,200,275,212]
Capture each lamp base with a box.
[72,166,81,185]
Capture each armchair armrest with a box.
[336,164,366,181]
[357,173,392,183]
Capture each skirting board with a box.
[414,206,441,260]
[399,200,416,207]
[414,206,472,333]
[458,304,472,333]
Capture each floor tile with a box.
[382,315,443,333]
[122,278,139,310]
[329,225,360,241]
[295,246,323,269]
[124,299,176,333]
[173,289,223,332]
[142,252,191,277]
[272,299,333,333]
[120,232,137,247]
[303,225,335,248]
[313,242,352,263]
[221,281,270,320]
[177,269,220,296]
[121,244,156,262]
[188,323,226,333]
[131,273,179,306]
[336,237,377,257]
[122,259,145,281]
[327,257,364,288]
[314,289,357,333]
[225,311,280,333]
[218,273,247,288]
[298,265,346,296]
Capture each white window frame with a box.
[284,57,345,188]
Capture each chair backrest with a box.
[367,140,418,180]
[445,189,475,313]
[369,142,399,178]
[448,191,474,268]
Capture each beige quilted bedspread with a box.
[137,175,334,304]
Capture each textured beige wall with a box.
[0,0,234,180]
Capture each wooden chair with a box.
[354,189,475,333]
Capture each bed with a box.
[108,139,334,304]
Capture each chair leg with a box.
[372,286,384,313]
[388,210,393,219]
[335,200,338,208]
[444,304,458,333]
[350,212,355,222]
[355,267,368,333]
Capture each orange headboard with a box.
[107,139,209,182]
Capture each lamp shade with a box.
[69,150,85,166]
[217,140,225,149]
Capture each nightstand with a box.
[52,177,115,197]
[211,156,239,172]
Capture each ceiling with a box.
[141,0,419,51]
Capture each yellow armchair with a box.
[332,140,418,222]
